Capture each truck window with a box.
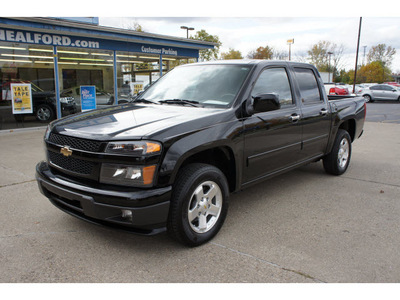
[294,68,323,104]
[251,67,293,107]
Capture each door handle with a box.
[290,114,300,122]
[320,108,328,116]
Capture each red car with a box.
[384,82,400,87]
[328,85,350,95]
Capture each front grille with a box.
[48,151,95,175]
[49,133,102,152]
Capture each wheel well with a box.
[179,147,236,192]
[339,119,356,141]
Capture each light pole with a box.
[287,39,294,61]
[328,51,333,82]
[180,26,194,39]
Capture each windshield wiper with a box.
[159,99,202,107]
[133,98,157,104]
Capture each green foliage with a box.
[336,43,396,84]
[337,61,393,84]
[247,46,274,59]
[221,48,243,60]
[191,29,222,61]
[358,61,393,83]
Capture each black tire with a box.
[363,94,372,103]
[323,129,352,175]
[35,104,55,122]
[107,96,115,105]
[167,163,229,247]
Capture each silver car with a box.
[361,84,400,102]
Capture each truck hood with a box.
[52,103,228,141]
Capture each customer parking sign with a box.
[80,86,96,112]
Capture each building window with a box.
[56,47,115,110]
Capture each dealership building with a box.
[0,17,215,129]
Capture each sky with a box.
[99,16,400,73]
[12,0,400,73]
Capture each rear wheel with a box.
[323,129,352,175]
[167,163,229,247]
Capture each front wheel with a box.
[363,94,373,103]
[35,104,55,122]
[323,129,352,175]
[167,163,229,247]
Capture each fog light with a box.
[121,209,133,222]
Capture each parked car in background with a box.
[324,83,350,95]
[361,84,400,102]
[62,87,115,108]
[62,86,132,109]
[2,80,77,122]
[384,82,400,87]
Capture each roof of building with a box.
[0,17,216,50]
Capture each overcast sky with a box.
[14,0,400,73]
[100,16,400,73]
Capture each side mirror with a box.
[248,93,281,115]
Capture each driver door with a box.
[242,66,302,185]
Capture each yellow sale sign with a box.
[11,83,33,114]
[133,83,143,95]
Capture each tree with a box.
[367,44,396,67]
[357,61,393,83]
[191,30,222,61]
[124,21,145,32]
[307,41,345,77]
[247,46,274,59]
[221,48,243,60]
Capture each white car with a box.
[361,84,400,102]
[62,87,115,107]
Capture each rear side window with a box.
[294,68,322,104]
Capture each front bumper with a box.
[36,161,171,235]
[61,103,78,116]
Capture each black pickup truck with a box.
[36,60,366,246]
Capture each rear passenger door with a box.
[242,66,302,184]
[293,67,331,160]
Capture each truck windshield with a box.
[137,64,251,108]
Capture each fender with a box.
[157,118,244,190]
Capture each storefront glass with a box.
[0,19,203,131]
[57,47,115,111]
[0,42,59,129]
[116,51,162,100]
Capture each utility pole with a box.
[362,45,367,65]
[328,52,333,82]
[353,17,362,94]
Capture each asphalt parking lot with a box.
[1,105,400,283]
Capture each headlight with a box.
[59,97,75,104]
[100,164,156,187]
[105,141,161,156]
[44,125,51,140]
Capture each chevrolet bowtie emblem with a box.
[60,146,73,157]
